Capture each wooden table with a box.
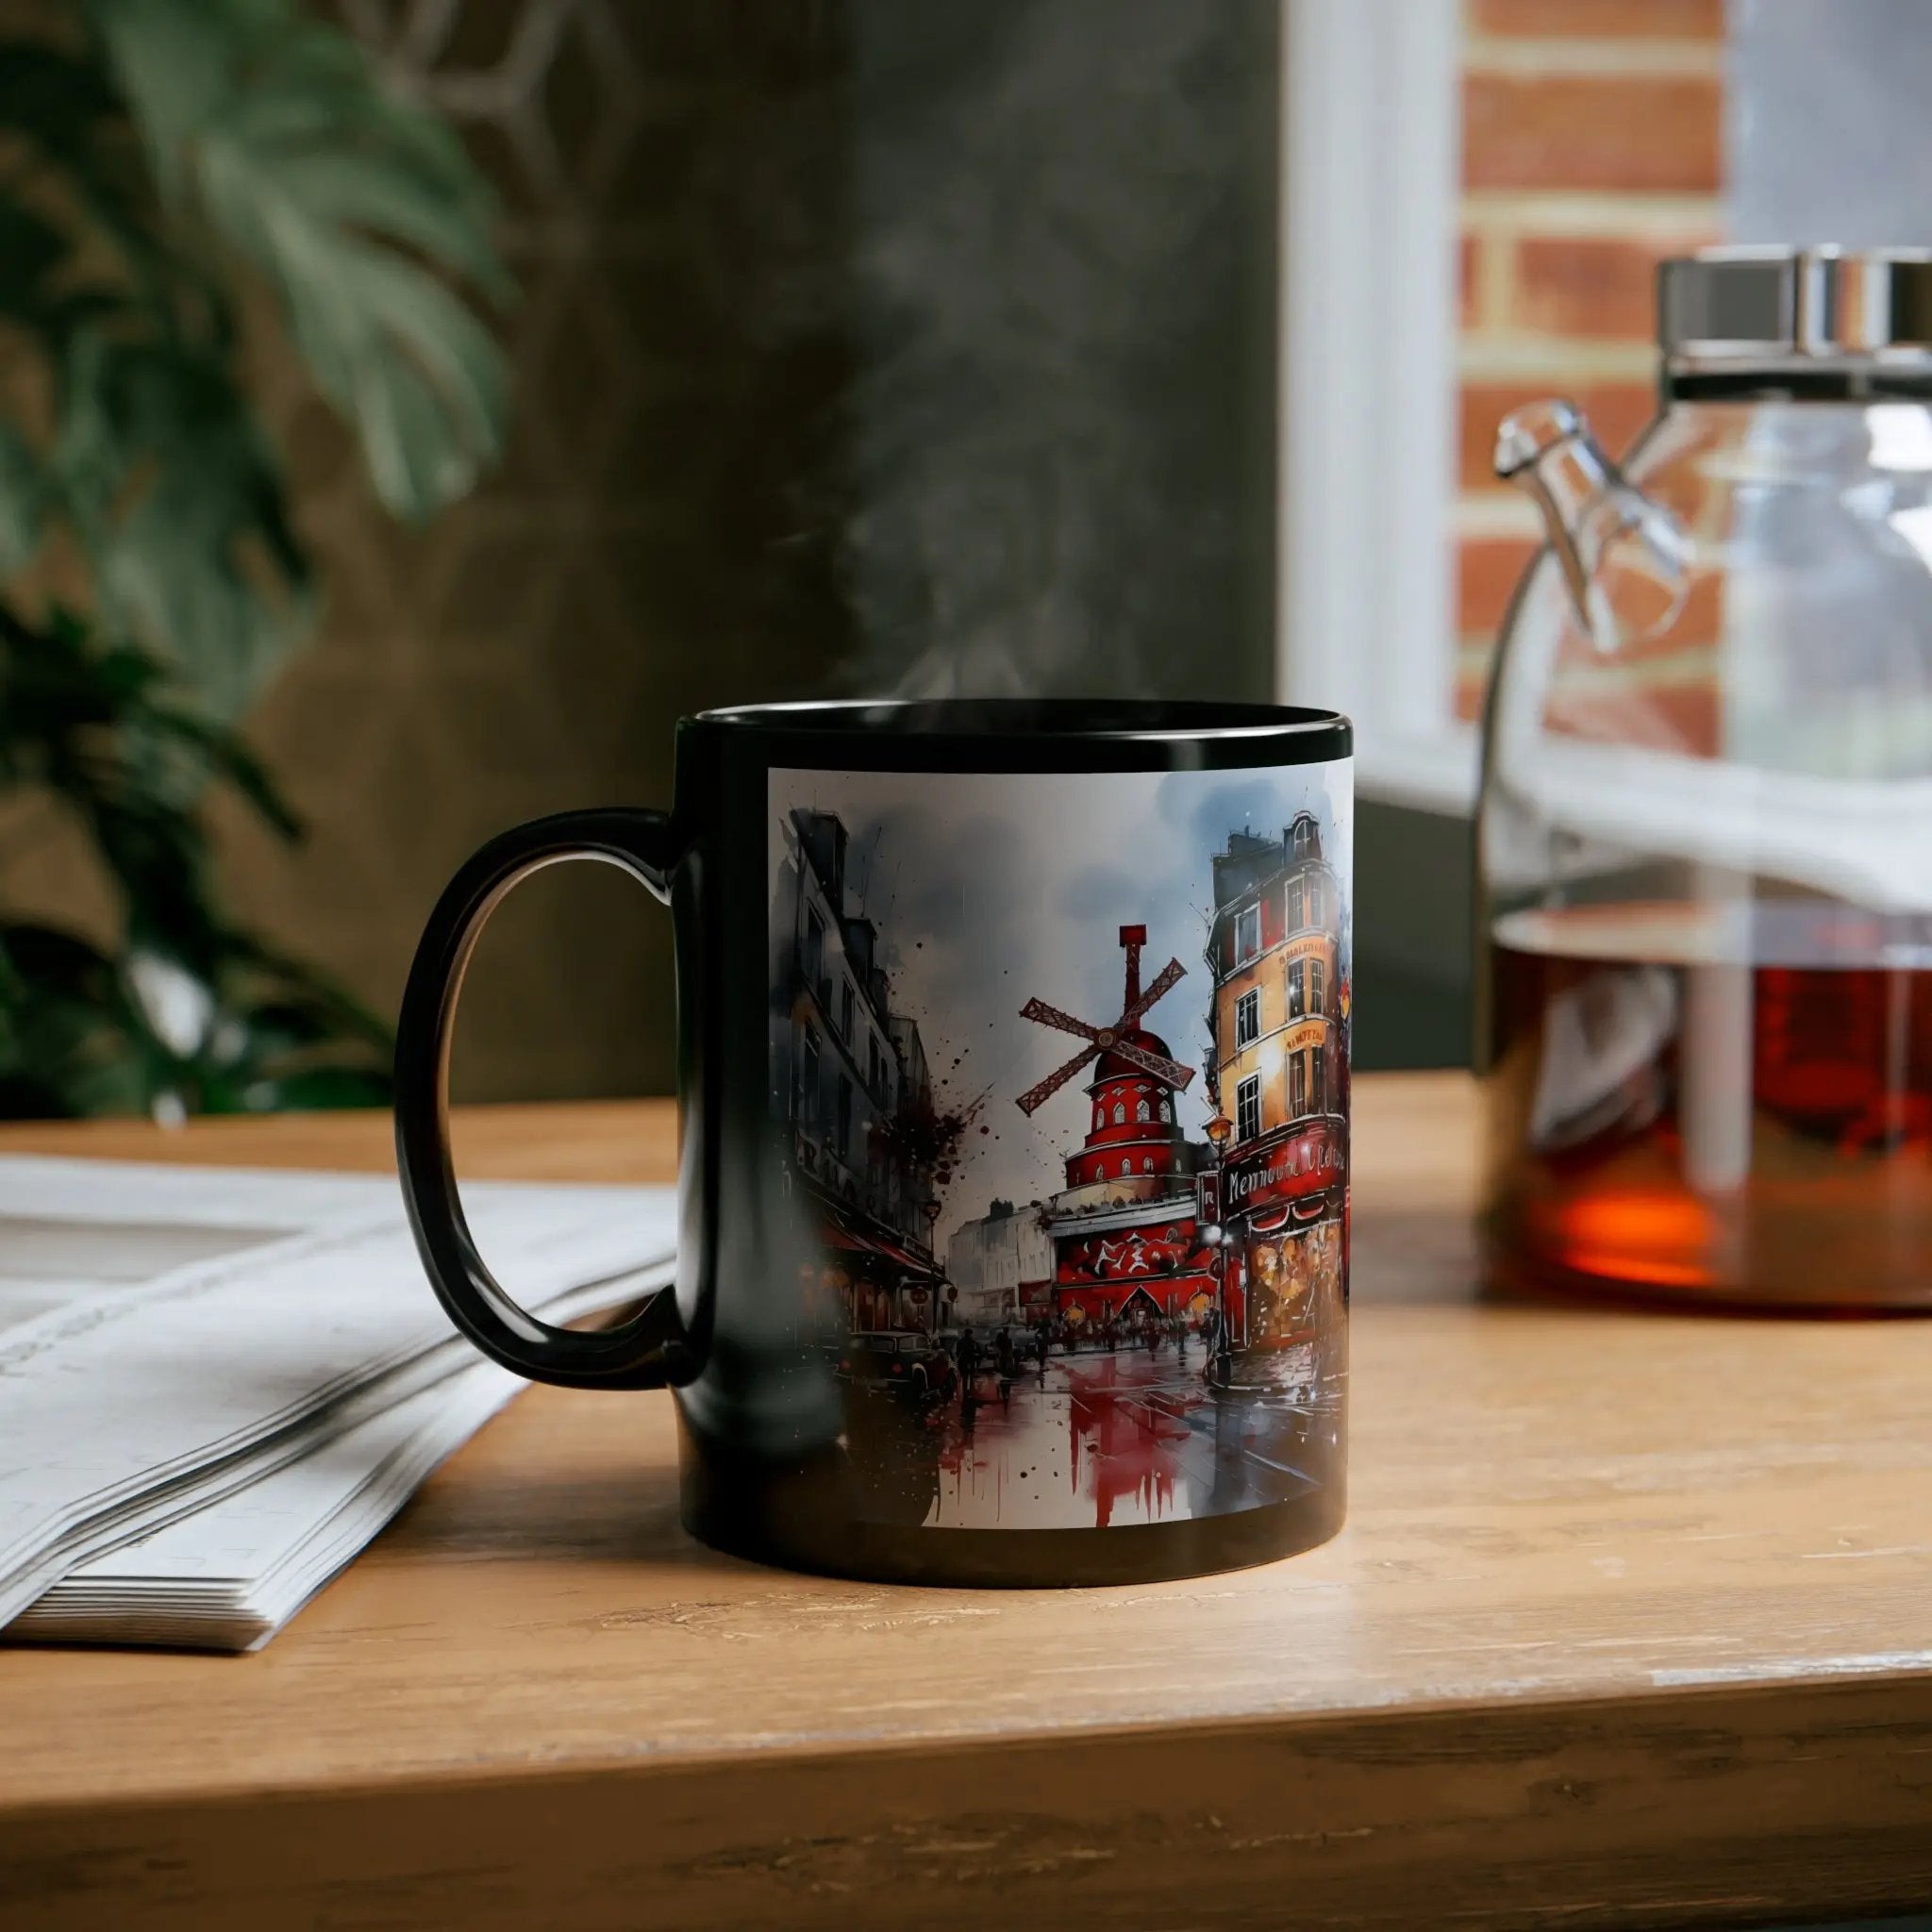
[2,1074,1929,1931]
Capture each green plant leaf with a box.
[0,42,210,336]
[52,331,313,713]
[234,1065,391,1113]
[254,225,508,515]
[0,922,154,1118]
[0,2,475,1120]
[88,0,511,522]
[0,201,69,328]
[145,701,302,839]
[0,424,45,574]
[0,45,122,160]
[228,932,394,1049]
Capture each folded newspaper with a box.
[0,1156,675,1652]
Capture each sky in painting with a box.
[770,761,1351,1254]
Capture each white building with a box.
[772,808,935,1247]
[946,1201,1054,1325]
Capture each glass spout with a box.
[1494,397,1687,651]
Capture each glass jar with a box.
[1478,247,1932,1310]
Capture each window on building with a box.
[1112,1101,1124,1124]
[1234,903,1260,964]
[1236,987,1260,1046]
[835,1074,853,1158]
[804,908,825,997]
[800,1024,822,1125]
[1093,1103,1104,1130]
[1287,959,1306,1020]
[1308,958,1326,1016]
[1290,1050,1308,1119]
[839,979,855,1041]
[1141,1156,1155,1172]
[1158,1098,1171,1123]
[1293,816,1317,858]
[1312,1043,1328,1114]
[1236,1073,1261,1143]
[1120,1158,1132,1176]
[1307,878,1324,930]
[1136,1098,1150,1123]
[1284,878,1304,931]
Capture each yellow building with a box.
[1204,814,1348,1350]
[1207,814,1342,1156]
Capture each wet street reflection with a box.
[840,1339,1343,1532]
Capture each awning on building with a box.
[820,1215,940,1279]
[1246,1198,1337,1235]
[1056,1272,1218,1323]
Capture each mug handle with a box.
[394,808,692,1390]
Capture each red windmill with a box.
[1015,924,1198,1116]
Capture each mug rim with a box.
[686,698,1352,768]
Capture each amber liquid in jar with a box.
[1483,902,1932,1310]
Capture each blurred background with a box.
[0,0,1917,1119]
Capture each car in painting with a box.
[834,1331,957,1404]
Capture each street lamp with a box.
[1203,1113,1234,1389]
[920,1197,941,1335]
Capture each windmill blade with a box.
[1118,957,1186,1028]
[1018,997,1101,1041]
[1015,1041,1100,1115]
[1108,1037,1198,1091]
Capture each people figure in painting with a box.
[1034,1318,1051,1377]
[954,1324,979,1406]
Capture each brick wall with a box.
[1454,0,1725,721]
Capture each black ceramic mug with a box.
[395,700,1352,1586]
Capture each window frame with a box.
[804,907,826,991]
[1235,986,1261,1049]
[800,1024,822,1126]
[1234,903,1262,965]
[1277,0,1473,816]
[1236,1072,1262,1144]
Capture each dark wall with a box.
[200,0,1285,1102]
[1350,801,1473,1073]
[835,0,1280,702]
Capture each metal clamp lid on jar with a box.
[1659,247,1932,388]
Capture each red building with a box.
[1019,926,1226,1334]
[1204,818,1348,1349]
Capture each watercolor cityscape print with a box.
[767,764,1350,1532]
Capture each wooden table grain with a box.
[2,1074,1929,1931]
